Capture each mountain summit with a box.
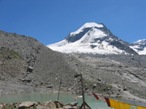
[48,22,137,55]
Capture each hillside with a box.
[0,30,78,94]
[0,30,146,103]
[65,53,146,102]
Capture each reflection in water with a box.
[0,92,112,109]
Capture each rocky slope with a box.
[0,30,78,94]
[48,22,146,102]
[65,53,146,101]
[0,30,146,104]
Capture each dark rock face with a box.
[109,40,137,55]
[66,28,91,43]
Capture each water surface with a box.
[0,92,112,109]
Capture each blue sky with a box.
[0,0,146,45]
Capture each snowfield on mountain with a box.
[130,39,146,55]
[48,22,138,55]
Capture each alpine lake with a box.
[0,92,112,109]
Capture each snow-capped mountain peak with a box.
[81,22,104,28]
[70,22,104,36]
[130,39,146,55]
[48,22,138,55]
[134,39,146,45]
[72,27,107,44]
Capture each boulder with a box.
[0,104,4,109]
[18,101,37,109]
[36,105,43,109]
[43,101,57,109]
[54,101,64,108]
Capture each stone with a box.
[18,101,37,109]
[47,85,53,89]
[0,104,4,109]
[36,105,43,109]
[43,101,57,109]
[63,105,72,109]
[27,66,33,72]
[54,101,64,108]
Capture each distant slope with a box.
[48,22,137,55]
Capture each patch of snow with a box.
[70,22,104,36]
[82,22,104,28]
[138,47,146,55]
[134,39,146,44]
[49,39,127,55]
[76,28,107,44]
[48,40,68,47]
[130,45,146,55]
